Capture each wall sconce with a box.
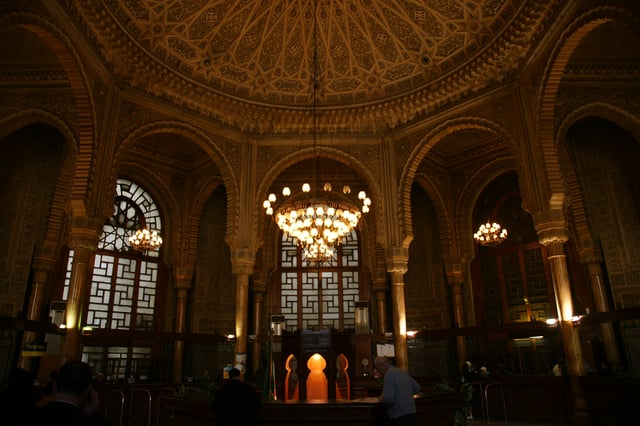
[571,315,584,325]
[81,326,93,336]
[226,334,236,341]
[406,330,417,338]
[545,318,558,326]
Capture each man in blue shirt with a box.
[374,356,421,426]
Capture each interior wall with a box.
[406,183,448,330]
[0,124,65,317]
[406,183,449,377]
[192,185,234,335]
[567,117,640,309]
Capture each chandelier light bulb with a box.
[474,220,508,246]
[264,182,371,262]
[129,227,163,251]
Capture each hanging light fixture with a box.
[264,184,370,261]
[129,227,163,251]
[473,221,507,246]
[262,1,370,262]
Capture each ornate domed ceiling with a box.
[72,0,557,132]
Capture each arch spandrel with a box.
[538,5,640,216]
[256,146,382,259]
[400,118,519,264]
[556,103,640,256]
[0,113,78,258]
[114,122,239,267]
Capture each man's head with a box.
[228,368,241,380]
[55,361,93,396]
[374,357,392,376]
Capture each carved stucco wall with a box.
[567,118,640,309]
[0,125,65,316]
[192,186,235,335]
[406,183,448,330]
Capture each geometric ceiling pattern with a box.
[75,0,555,133]
[106,0,521,107]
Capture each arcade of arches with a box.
[1,1,640,423]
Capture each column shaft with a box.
[586,262,620,366]
[173,286,189,382]
[390,271,408,370]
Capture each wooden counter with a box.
[162,392,464,426]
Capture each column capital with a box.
[372,278,387,292]
[231,248,255,275]
[174,267,194,289]
[68,216,102,252]
[577,245,603,265]
[444,262,466,286]
[252,272,267,293]
[32,240,59,272]
[385,246,408,274]
[533,209,569,246]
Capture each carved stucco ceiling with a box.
[72,0,555,132]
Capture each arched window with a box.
[279,230,361,331]
[63,179,162,381]
[86,179,162,330]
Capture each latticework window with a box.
[280,230,361,331]
[85,178,162,330]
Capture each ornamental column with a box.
[19,241,58,370]
[251,273,267,375]
[373,278,387,334]
[535,211,588,425]
[445,262,468,369]
[386,246,409,370]
[232,248,255,373]
[61,217,102,364]
[581,250,620,368]
[173,267,193,383]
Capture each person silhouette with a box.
[374,357,421,426]
[212,367,261,425]
[28,361,106,426]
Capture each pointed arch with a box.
[538,5,640,212]
[115,122,238,267]
[0,12,97,216]
[400,118,517,262]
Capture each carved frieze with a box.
[62,0,562,133]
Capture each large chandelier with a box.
[473,221,507,246]
[129,228,163,251]
[262,0,371,262]
[263,184,370,262]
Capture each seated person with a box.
[29,361,106,426]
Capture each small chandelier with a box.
[473,221,507,246]
[129,228,163,251]
[263,183,370,262]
